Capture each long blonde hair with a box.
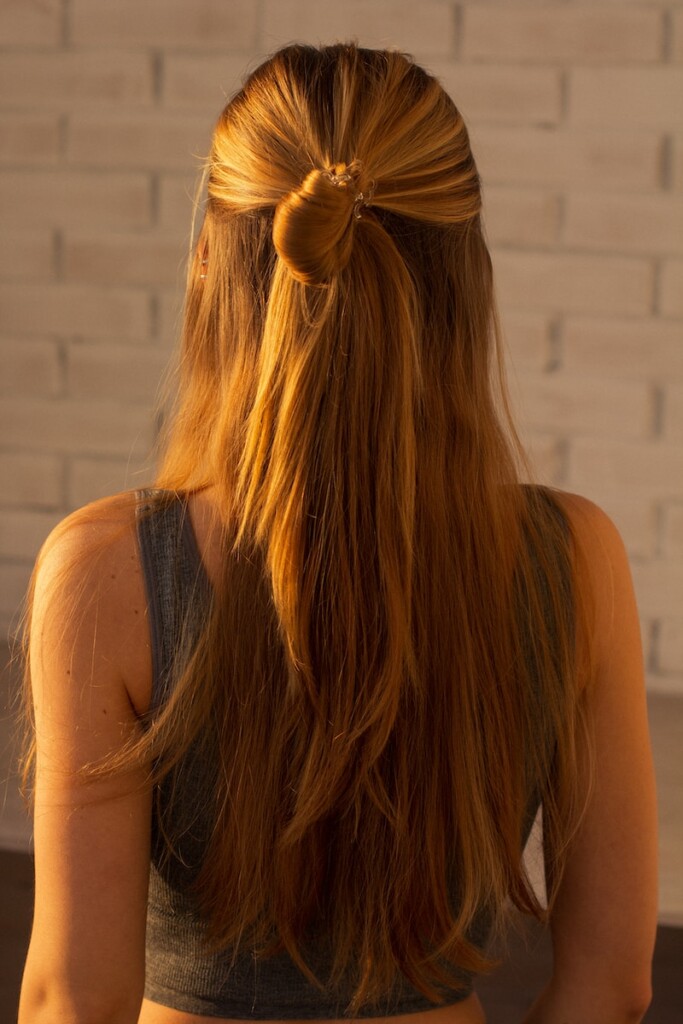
[21,43,590,1015]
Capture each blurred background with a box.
[0,0,681,1016]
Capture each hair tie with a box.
[325,165,376,219]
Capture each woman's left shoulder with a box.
[36,490,141,573]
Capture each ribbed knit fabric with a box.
[135,488,568,1019]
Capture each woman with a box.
[18,43,657,1024]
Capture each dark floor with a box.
[1,849,680,1022]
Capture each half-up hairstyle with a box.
[22,42,592,1016]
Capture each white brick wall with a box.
[0,231,55,282]
[0,453,63,509]
[262,0,455,57]
[70,0,259,50]
[0,112,61,163]
[0,284,151,339]
[473,127,661,191]
[0,52,154,107]
[570,68,683,129]
[0,0,681,699]
[0,171,152,230]
[0,0,62,47]
[461,6,663,63]
[661,260,683,316]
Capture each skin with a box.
[18,488,657,1024]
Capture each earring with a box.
[200,258,208,280]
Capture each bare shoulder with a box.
[546,489,633,660]
[36,491,140,578]
[550,488,625,553]
[533,493,658,1015]
[21,492,152,1019]
[31,490,152,719]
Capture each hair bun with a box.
[273,162,367,285]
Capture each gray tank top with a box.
[135,488,561,1018]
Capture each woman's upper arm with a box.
[19,504,153,1024]
[546,493,658,1012]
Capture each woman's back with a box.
[17,42,657,1024]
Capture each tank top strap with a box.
[135,488,212,712]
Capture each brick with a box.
[518,432,564,487]
[0,0,61,47]
[0,171,151,231]
[568,439,683,502]
[462,6,661,63]
[565,195,683,257]
[0,564,33,625]
[632,560,683,617]
[0,112,60,164]
[67,457,150,510]
[0,452,63,509]
[68,113,213,171]
[158,175,205,231]
[71,0,258,49]
[570,69,683,130]
[484,187,560,248]
[0,231,55,282]
[67,342,168,403]
[664,384,683,443]
[163,54,248,109]
[660,620,683,674]
[262,0,454,58]
[660,261,683,318]
[0,399,153,458]
[663,506,683,560]
[473,126,660,192]
[563,318,683,383]
[514,371,651,441]
[431,63,561,126]
[648,672,679,702]
[2,339,62,397]
[0,510,62,561]
[158,290,185,345]
[0,284,150,341]
[640,617,655,672]
[492,250,654,316]
[646,670,683,697]
[499,311,552,372]
[0,53,153,109]
[673,9,683,63]
[673,137,683,193]
[64,233,188,287]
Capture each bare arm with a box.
[18,502,152,1024]
[522,494,658,1024]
